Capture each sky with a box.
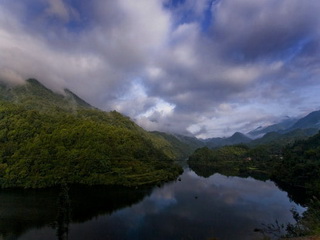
[0,0,320,138]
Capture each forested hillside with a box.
[272,131,320,193]
[150,131,204,160]
[0,79,182,188]
[188,131,320,197]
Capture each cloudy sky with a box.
[0,0,320,138]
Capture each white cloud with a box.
[0,68,24,85]
[139,100,175,118]
[0,0,320,137]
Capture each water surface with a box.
[0,169,305,240]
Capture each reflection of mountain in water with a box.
[1,170,305,240]
[189,163,269,181]
[189,164,308,206]
[0,189,58,239]
[273,181,308,206]
[69,185,152,223]
[0,185,152,239]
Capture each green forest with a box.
[188,132,320,196]
[0,79,183,188]
[188,144,275,179]
[188,132,320,236]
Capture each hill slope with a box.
[272,130,320,193]
[205,132,252,148]
[248,111,320,138]
[0,79,92,111]
[287,110,320,132]
[248,118,297,138]
[0,79,182,188]
[150,131,204,160]
[250,128,319,147]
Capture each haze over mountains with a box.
[203,132,251,149]
[248,111,320,138]
[1,78,319,152]
[204,111,320,148]
[247,118,298,138]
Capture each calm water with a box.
[0,169,305,240]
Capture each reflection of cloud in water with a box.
[186,170,300,208]
[97,185,179,237]
[100,170,305,239]
[150,187,177,208]
[121,187,177,216]
[18,169,306,240]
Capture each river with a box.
[0,169,305,240]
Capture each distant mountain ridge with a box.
[205,132,252,148]
[159,108,320,151]
[202,110,320,149]
[248,118,297,138]
[250,128,319,147]
[286,110,320,132]
[248,110,320,138]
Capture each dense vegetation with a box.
[285,197,320,237]
[188,144,274,179]
[272,132,320,194]
[188,131,320,197]
[188,133,320,237]
[150,131,204,160]
[0,79,182,188]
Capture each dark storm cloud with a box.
[212,0,319,60]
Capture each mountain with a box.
[64,88,93,109]
[0,78,182,188]
[250,128,319,147]
[247,117,297,138]
[286,110,320,131]
[0,78,92,111]
[248,110,320,138]
[227,132,252,144]
[205,132,252,148]
[150,131,205,160]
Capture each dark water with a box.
[0,169,305,240]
